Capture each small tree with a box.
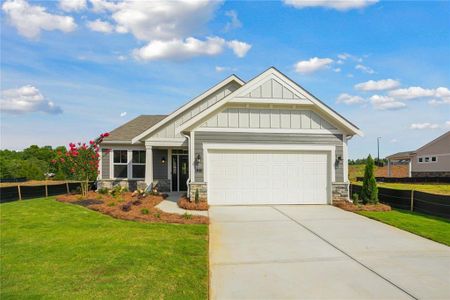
[53,133,109,197]
[360,154,378,204]
[194,188,199,204]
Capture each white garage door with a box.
[207,150,329,205]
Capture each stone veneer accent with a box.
[153,179,171,192]
[412,171,450,178]
[332,182,350,203]
[189,182,207,201]
[97,180,147,191]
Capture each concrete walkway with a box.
[155,192,208,217]
[209,205,450,299]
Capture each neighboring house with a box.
[386,131,450,178]
[99,67,362,205]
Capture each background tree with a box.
[360,154,379,204]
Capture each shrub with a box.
[95,194,103,200]
[110,185,127,197]
[183,213,192,220]
[194,188,199,204]
[352,193,360,205]
[360,155,379,204]
[107,202,116,207]
[121,202,132,212]
[154,212,160,219]
[97,188,109,195]
[141,208,149,215]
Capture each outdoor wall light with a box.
[336,155,343,162]
[161,156,166,164]
[196,153,201,163]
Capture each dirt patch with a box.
[334,201,391,212]
[177,197,209,211]
[57,191,208,224]
[376,165,409,177]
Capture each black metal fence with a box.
[355,176,450,183]
[0,177,27,183]
[350,184,450,219]
[0,182,93,203]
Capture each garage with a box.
[206,148,331,205]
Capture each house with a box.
[99,67,362,205]
[386,131,450,178]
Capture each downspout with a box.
[182,132,191,198]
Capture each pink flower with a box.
[60,158,65,163]
[51,159,57,164]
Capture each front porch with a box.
[98,146,189,193]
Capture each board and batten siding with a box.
[194,132,344,182]
[149,82,241,140]
[201,108,336,130]
[101,149,110,179]
[239,78,304,99]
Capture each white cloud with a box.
[284,0,378,11]
[333,68,341,73]
[1,85,62,114]
[226,40,251,58]
[389,86,450,103]
[120,111,127,117]
[89,0,121,12]
[87,19,114,33]
[224,10,242,32]
[355,64,375,74]
[134,37,226,61]
[2,0,77,39]
[294,57,334,74]
[354,79,400,91]
[347,73,354,78]
[59,0,86,12]
[111,1,221,41]
[390,138,397,143]
[370,95,406,110]
[117,55,127,61]
[336,93,365,105]
[410,123,440,130]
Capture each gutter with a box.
[181,132,191,198]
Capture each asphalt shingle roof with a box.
[102,115,167,142]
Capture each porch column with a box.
[387,159,391,177]
[408,159,412,178]
[145,145,153,187]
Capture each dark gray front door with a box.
[171,154,189,191]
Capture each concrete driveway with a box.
[209,205,450,299]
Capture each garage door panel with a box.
[208,150,329,205]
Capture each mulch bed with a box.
[56,191,208,224]
[334,201,391,212]
[177,197,209,211]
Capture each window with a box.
[418,157,423,163]
[113,150,128,178]
[431,156,437,162]
[132,150,146,178]
[419,156,438,163]
[424,157,430,162]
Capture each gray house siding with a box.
[194,132,343,182]
[101,149,110,179]
[152,149,168,179]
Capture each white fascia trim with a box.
[101,140,133,144]
[343,134,349,183]
[131,75,245,144]
[194,127,343,135]
[203,143,336,183]
[178,67,362,136]
[145,139,187,147]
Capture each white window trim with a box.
[111,149,129,179]
[131,150,146,180]
[418,155,438,164]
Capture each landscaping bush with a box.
[141,208,149,215]
[361,155,379,204]
[97,188,109,195]
[352,193,360,205]
[194,188,199,204]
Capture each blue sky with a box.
[1,0,449,159]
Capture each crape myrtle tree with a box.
[52,133,109,197]
[360,154,379,204]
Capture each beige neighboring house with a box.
[98,67,362,205]
[386,131,450,177]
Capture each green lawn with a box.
[358,209,450,246]
[0,198,208,299]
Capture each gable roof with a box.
[386,151,415,160]
[416,130,450,152]
[131,74,245,143]
[102,115,167,143]
[177,67,362,136]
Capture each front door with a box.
[171,154,189,191]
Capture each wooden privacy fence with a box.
[0,182,93,203]
[350,184,450,219]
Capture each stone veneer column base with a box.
[332,182,350,204]
[189,182,207,201]
[97,180,147,191]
